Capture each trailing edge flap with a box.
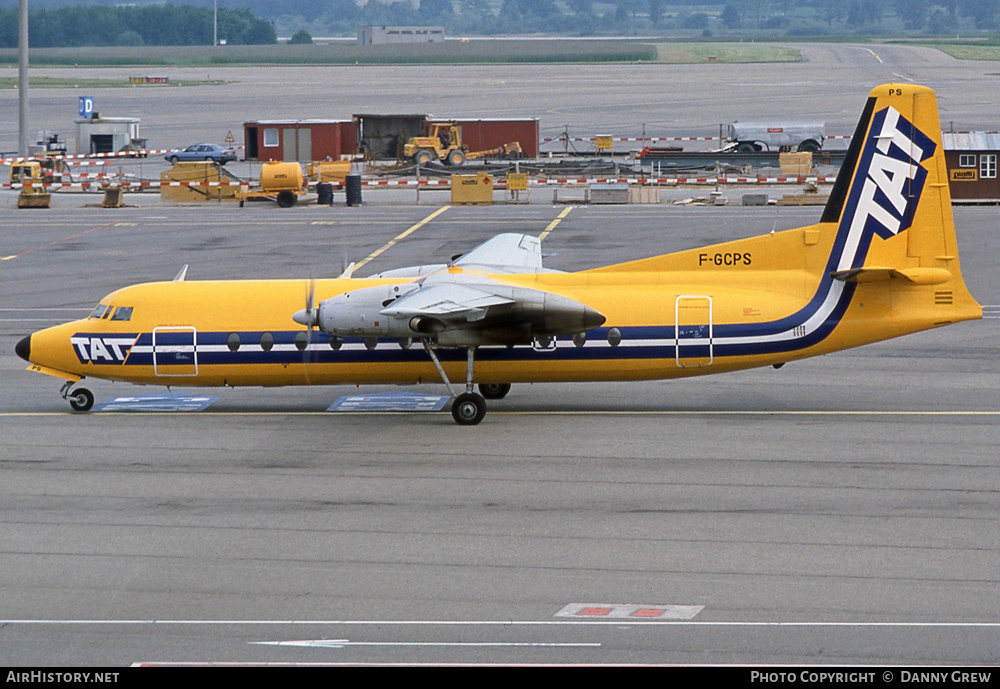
[380,283,514,321]
[831,267,952,285]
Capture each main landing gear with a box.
[478,382,511,400]
[422,341,509,426]
[60,380,94,412]
[451,392,487,425]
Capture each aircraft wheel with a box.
[451,392,487,426]
[68,387,94,412]
[478,382,511,400]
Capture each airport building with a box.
[943,131,1000,203]
[243,120,357,162]
[74,115,141,155]
[243,117,539,162]
[357,25,445,45]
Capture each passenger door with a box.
[675,296,713,368]
[152,326,198,376]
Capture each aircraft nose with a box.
[15,334,31,362]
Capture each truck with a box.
[11,159,62,209]
[726,122,826,153]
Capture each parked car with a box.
[165,144,237,165]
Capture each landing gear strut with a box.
[422,340,488,425]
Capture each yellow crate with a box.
[160,161,240,203]
[451,172,494,205]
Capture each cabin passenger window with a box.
[110,306,133,321]
[227,333,241,352]
[260,332,274,351]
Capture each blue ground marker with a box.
[94,393,218,412]
[328,391,450,413]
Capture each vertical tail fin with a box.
[821,83,979,322]
[821,84,964,276]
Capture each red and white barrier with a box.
[1,175,838,192]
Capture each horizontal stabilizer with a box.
[831,267,953,285]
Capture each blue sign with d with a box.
[78,96,94,118]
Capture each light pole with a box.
[18,0,29,156]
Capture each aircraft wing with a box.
[380,283,514,322]
[316,270,603,346]
[369,233,561,278]
[452,233,544,271]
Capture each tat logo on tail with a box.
[850,106,936,242]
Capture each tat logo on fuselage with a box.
[71,333,137,364]
[851,106,936,242]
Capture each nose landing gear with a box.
[60,380,94,412]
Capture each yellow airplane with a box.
[15,84,982,424]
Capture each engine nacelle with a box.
[316,284,417,337]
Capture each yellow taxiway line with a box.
[539,207,574,242]
[352,206,451,272]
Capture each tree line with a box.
[252,0,1000,37]
[0,0,997,47]
[0,5,276,48]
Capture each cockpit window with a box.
[110,306,133,321]
[90,304,110,319]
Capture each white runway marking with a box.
[3,410,1000,418]
[4,619,1000,628]
[253,639,599,649]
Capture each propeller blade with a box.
[292,278,318,327]
[301,278,316,387]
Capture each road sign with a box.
[78,96,94,118]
